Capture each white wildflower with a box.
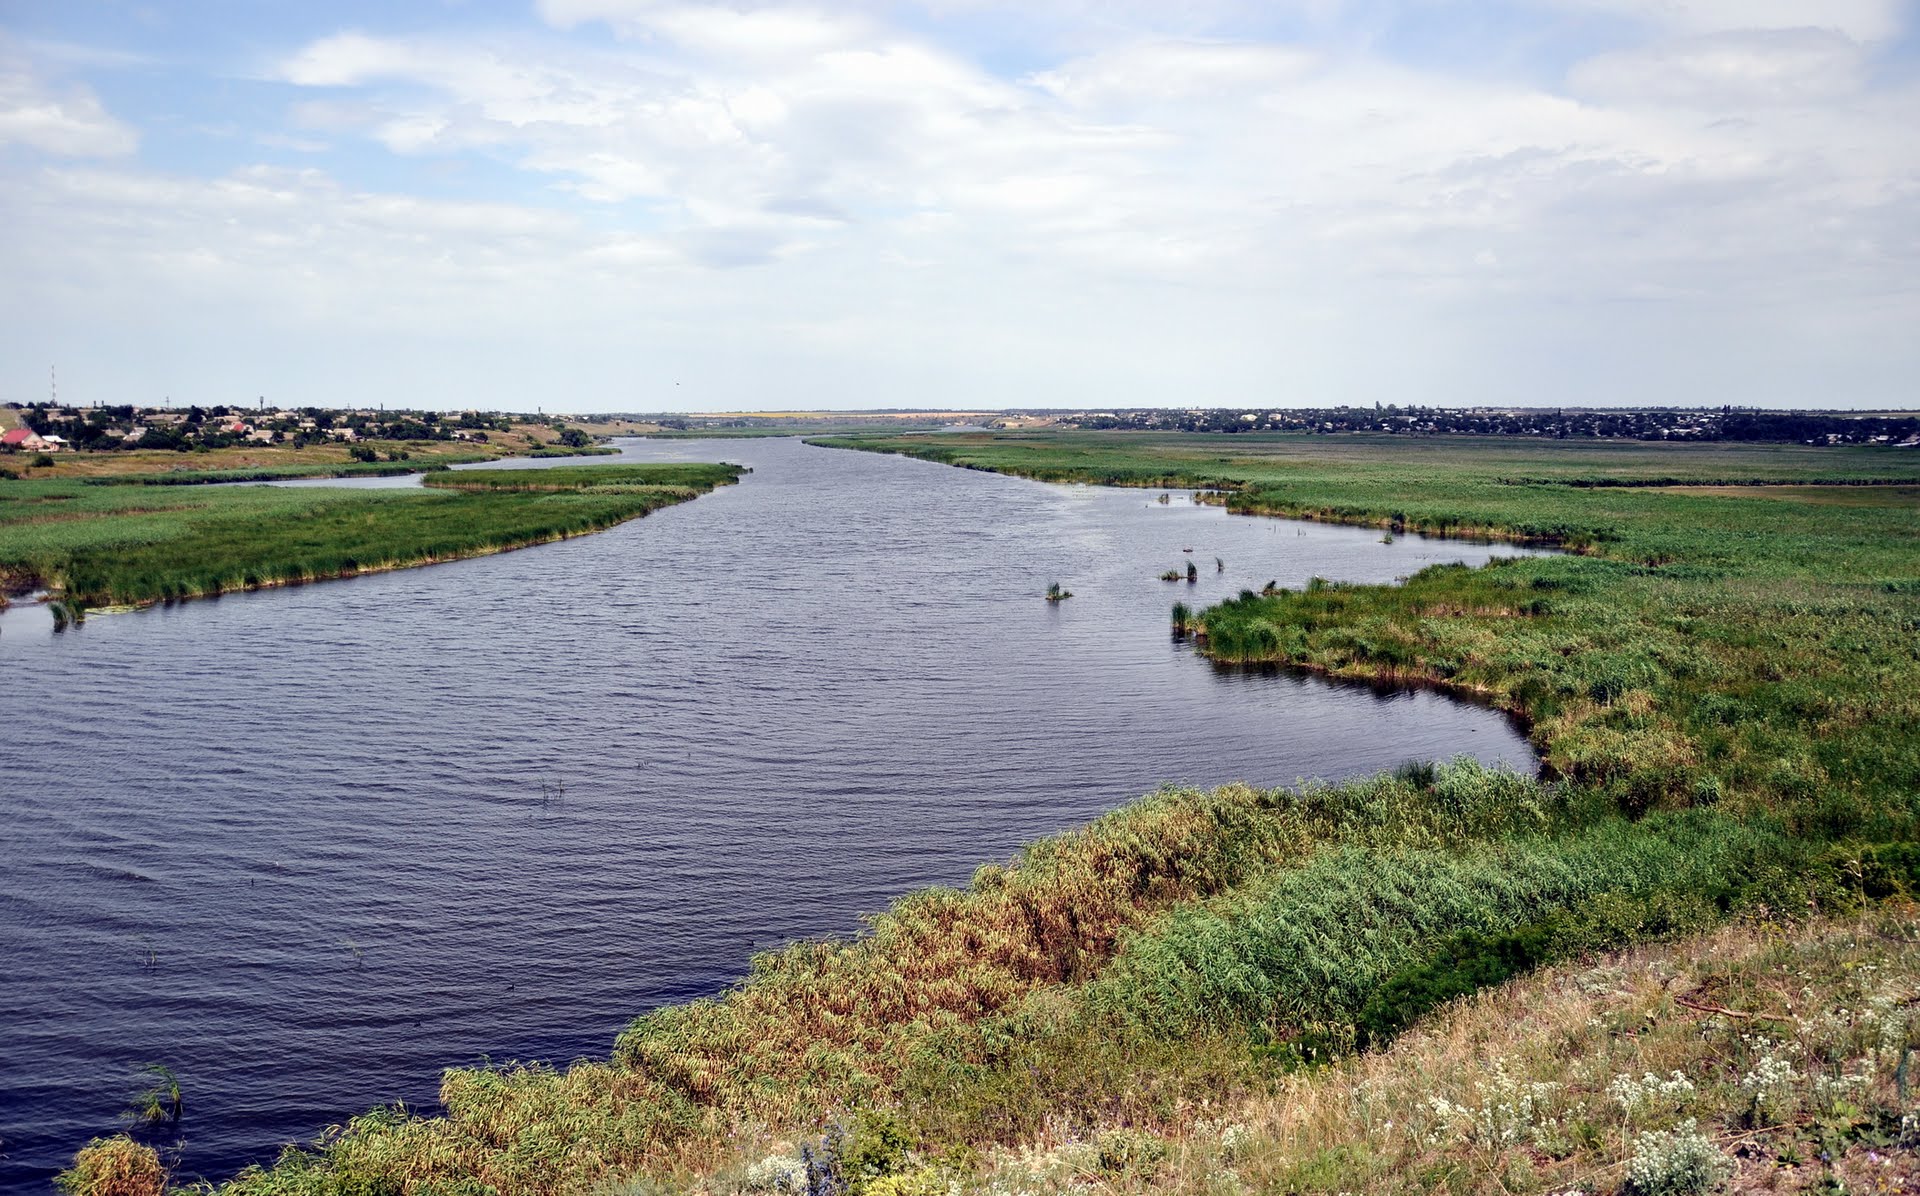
[1739,1045,1800,1119]
[742,1153,805,1192]
[1608,1071,1697,1117]
[1625,1119,1731,1196]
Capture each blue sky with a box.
[1,0,1915,412]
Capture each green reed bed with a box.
[818,432,1920,827]
[1,463,741,612]
[889,811,1835,1152]
[521,444,621,457]
[421,462,742,492]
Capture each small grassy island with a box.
[55,429,1920,1196]
[1,461,741,619]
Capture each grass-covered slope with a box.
[0,462,741,613]
[957,909,1920,1196]
[62,766,1919,1196]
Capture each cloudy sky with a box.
[1,1,1914,412]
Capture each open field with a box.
[0,462,741,613]
[814,430,1920,487]
[57,429,1920,1196]
[566,417,668,437]
[1,437,532,481]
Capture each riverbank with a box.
[0,462,741,615]
[63,769,1920,1196]
[817,432,1920,825]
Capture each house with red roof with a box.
[1,427,50,451]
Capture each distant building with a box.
[2,428,50,451]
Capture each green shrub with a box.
[861,1166,947,1196]
[1356,922,1555,1049]
[842,1109,914,1192]
[1095,1128,1168,1177]
[1089,811,1789,1043]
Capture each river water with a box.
[0,438,1542,1190]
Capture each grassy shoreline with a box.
[65,770,1917,1196]
[1,461,741,616]
[815,432,1919,817]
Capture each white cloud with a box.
[647,6,877,61]
[208,13,1920,377]
[279,31,421,87]
[1030,40,1317,107]
[1537,0,1905,42]
[1568,29,1869,106]
[2,2,1916,409]
[0,52,137,156]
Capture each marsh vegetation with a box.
[0,461,741,616]
[54,429,1920,1195]
[821,431,1920,822]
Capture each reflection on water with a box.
[0,438,1544,1187]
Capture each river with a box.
[0,437,1543,1189]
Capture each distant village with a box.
[5,400,1918,454]
[645,404,1920,446]
[0,403,590,455]
[1050,405,1920,446]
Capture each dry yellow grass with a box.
[17,438,502,479]
[959,910,1920,1196]
[569,417,665,436]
